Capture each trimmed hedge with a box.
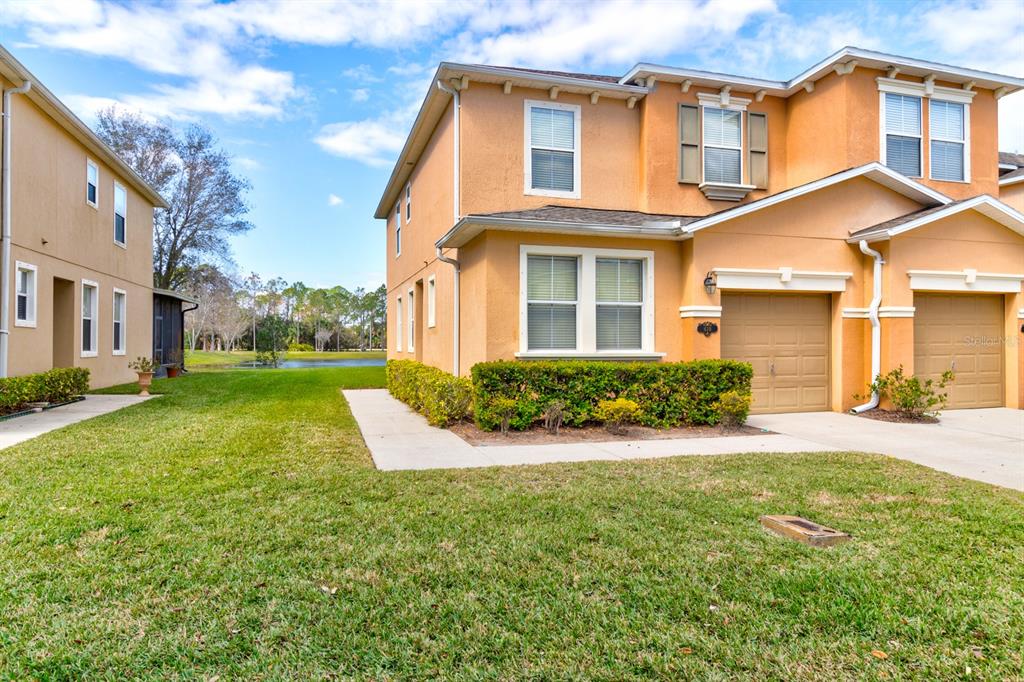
[472,360,752,431]
[0,367,90,413]
[386,360,472,427]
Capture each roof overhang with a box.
[999,173,1024,187]
[847,195,1024,243]
[153,287,198,304]
[0,44,168,209]
[436,214,686,249]
[683,163,951,234]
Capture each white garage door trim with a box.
[907,269,1024,293]
[713,267,852,292]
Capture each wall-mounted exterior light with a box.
[704,271,717,296]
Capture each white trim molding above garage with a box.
[842,306,916,318]
[712,267,852,292]
[907,269,1024,293]
[678,305,723,318]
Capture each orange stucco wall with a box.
[1000,182,1024,213]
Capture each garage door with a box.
[721,293,830,414]
[914,294,1004,408]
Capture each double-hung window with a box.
[526,255,578,350]
[394,202,401,257]
[405,183,411,222]
[86,160,98,208]
[930,100,966,182]
[113,182,127,245]
[15,261,36,327]
[81,281,98,357]
[113,289,126,355]
[525,101,580,198]
[702,107,742,184]
[883,93,922,177]
[596,258,643,351]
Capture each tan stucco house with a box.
[377,46,1024,414]
[1,45,166,388]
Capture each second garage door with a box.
[721,293,831,413]
[914,294,1004,408]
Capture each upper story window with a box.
[681,96,759,201]
[113,289,126,355]
[930,100,967,182]
[86,160,98,208]
[882,93,922,177]
[81,281,98,357]
[394,202,401,257]
[405,183,411,222]
[113,182,127,246]
[702,107,742,184]
[524,101,580,199]
[15,261,36,328]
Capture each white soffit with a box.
[713,267,852,292]
[907,269,1024,293]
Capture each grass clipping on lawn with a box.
[1,366,1022,680]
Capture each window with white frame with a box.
[521,247,655,356]
[930,100,966,182]
[81,281,98,356]
[405,183,411,222]
[702,107,742,184]
[86,159,98,208]
[427,276,436,328]
[395,296,403,351]
[15,261,36,327]
[525,101,580,198]
[113,289,126,355]
[407,288,415,352]
[882,93,922,177]
[395,202,401,256]
[114,182,127,245]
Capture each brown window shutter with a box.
[748,112,768,189]
[679,104,700,184]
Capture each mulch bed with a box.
[855,409,939,424]
[450,421,767,446]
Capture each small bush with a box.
[715,390,751,429]
[594,397,639,434]
[861,365,955,418]
[544,399,565,435]
[471,360,752,431]
[255,350,280,367]
[386,360,472,428]
[492,396,518,435]
[288,342,314,352]
[0,367,90,413]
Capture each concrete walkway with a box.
[0,394,153,450]
[343,389,837,472]
[748,409,1024,491]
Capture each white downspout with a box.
[851,239,884,413]
[1,80,32,379]
[435,78,461,375]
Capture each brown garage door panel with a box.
[914,294,1004,409]
[721,293,831,414]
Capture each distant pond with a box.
[232,358,385,369]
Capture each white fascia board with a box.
[620,62,787,94]
[436,215,688,248]
[999,174,1024,187]
[440,63,648,97]
[853,195,1024,243]
[685,163,950,235]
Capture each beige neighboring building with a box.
[379,47,1024,414]
[1,45,166,388]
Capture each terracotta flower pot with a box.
[137,371,154,396]
[167,366,181,378]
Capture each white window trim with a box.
[523,99,582,199]
[395,296,403,351]
[406,287,415,352]
[517,245,656,357]
[427,275,436,328]
[14,261,37,328]
[112,288,127,356]
[700,103,745,186]
[879,92,923,178]
[394,202,401,258]
[81,279,99,358]
[876,77,976,104]
[928,100,970,184]
[113,181,127,248]
[86,159,98,209]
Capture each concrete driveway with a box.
[747,408,1024,491]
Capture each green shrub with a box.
[715,390,752,429]
[386,360,472,428]
[288,342,314,352]
[491,396,518,435]
[594,397,639,434]
[861,365,955,418]
[0,367,89,413]
[471,359,752,431]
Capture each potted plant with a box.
[128,356,157,396]
[166,364,181,378]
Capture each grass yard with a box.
[1,368,1022,679]
[184,349,386,367]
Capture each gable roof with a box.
[999,151,1024,168]
[681,163,951,234]
[846,195,1024,242]
[999,167,1024,186]
[0,44,168,209]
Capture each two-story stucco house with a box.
[378,47,1024,414]
[1,45,166,388]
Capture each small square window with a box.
[114,183,127,245]
[86,160,98,207]
[15,262,37,327]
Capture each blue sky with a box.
[1,0,1021,291]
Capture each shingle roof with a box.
[476,205,699,226]
[848,199,971,239]
[483,66,621,84]
[1000,166,1024,182]
[999,151,1024,168]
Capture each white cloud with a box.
[235,157,263,171]
[328,193,344,206]
[341,64,383,83]
[315,116,407,167]
[349,88,370,103]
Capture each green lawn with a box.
[184,349,386,366]
[1,368,1022,679]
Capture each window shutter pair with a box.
[678,106,768,189]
